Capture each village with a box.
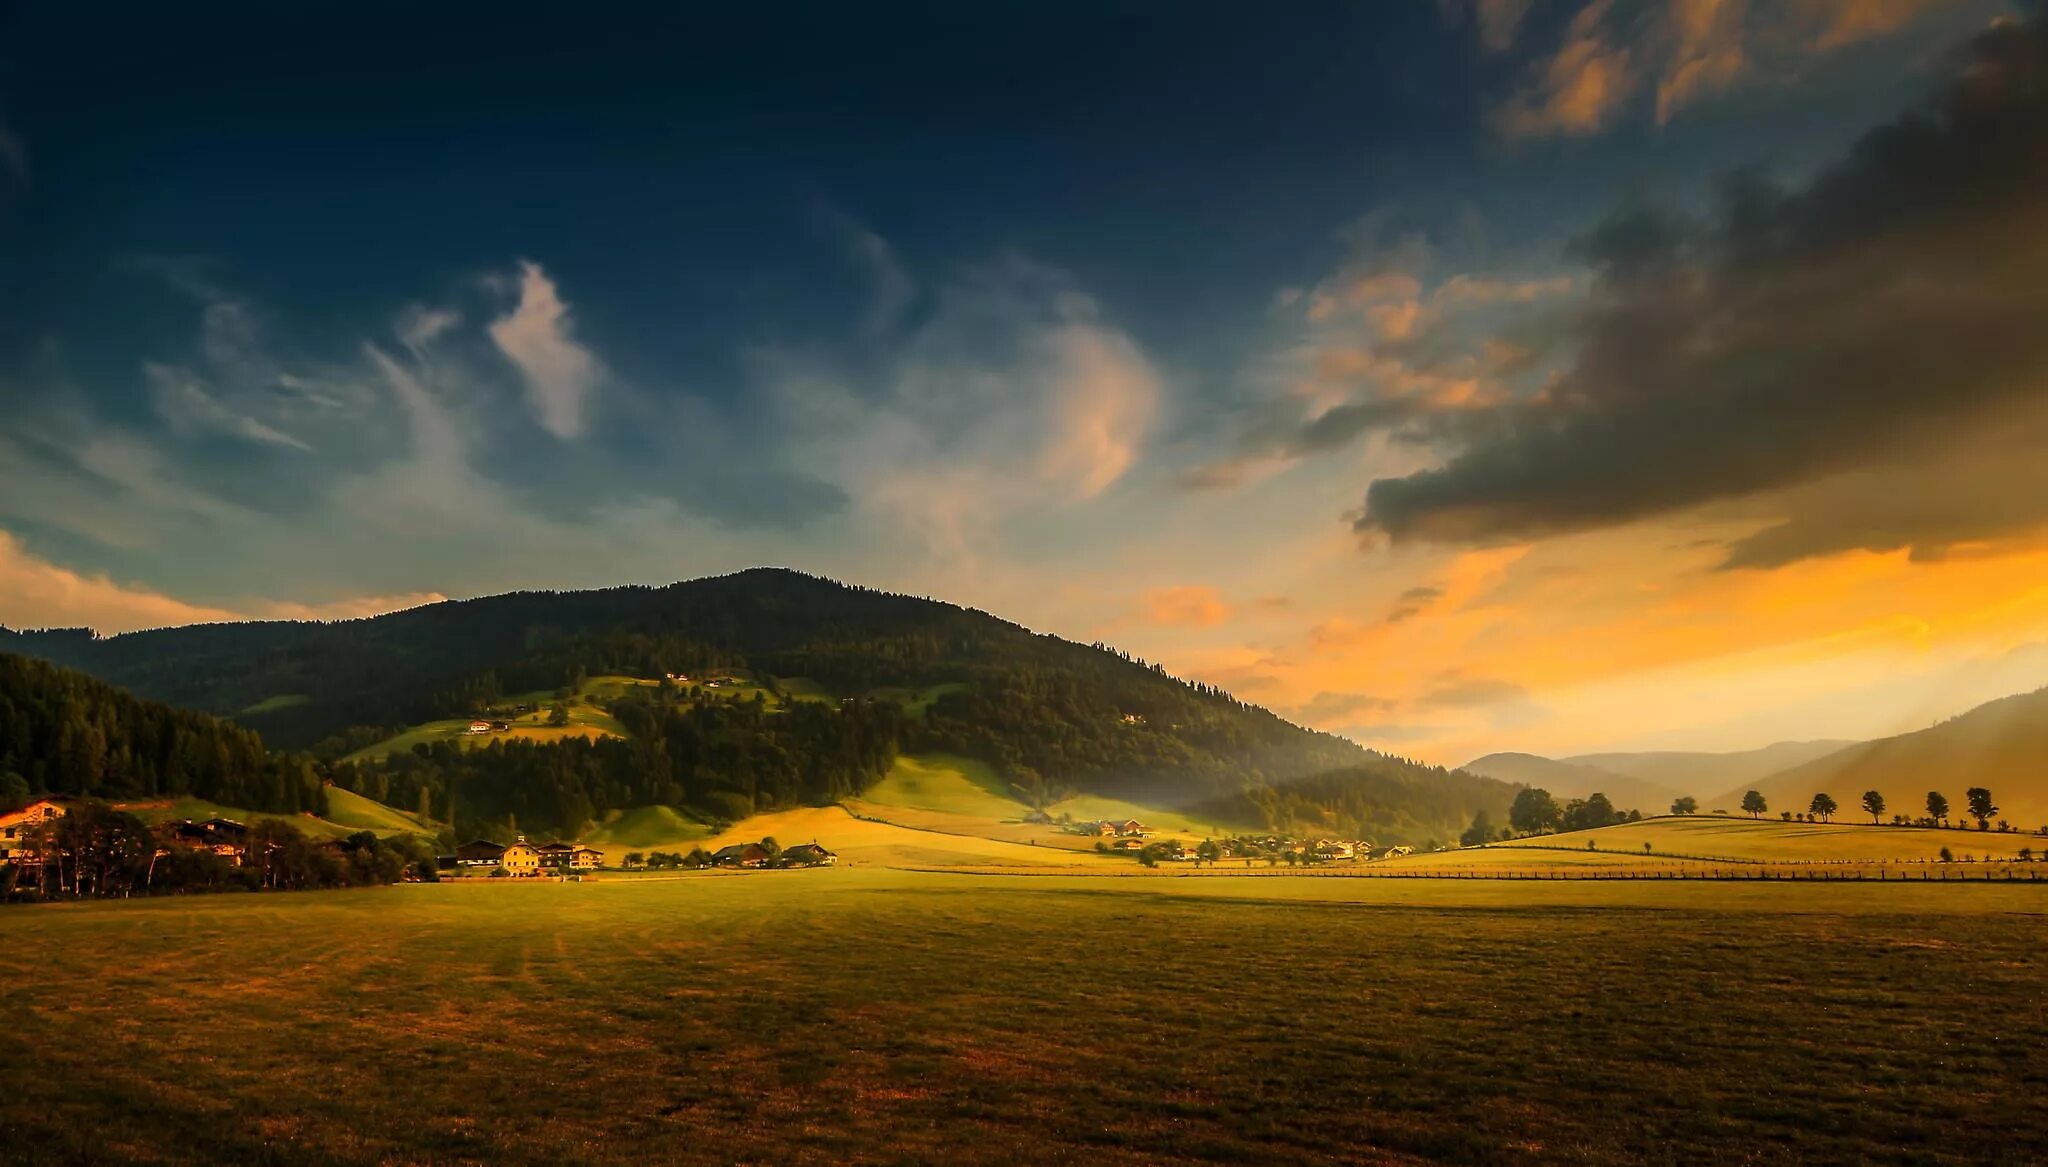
[1,796,839,895]
[1053,815,1410,866]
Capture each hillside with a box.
[1568,741,1855,802]
[1709,689,2048,830]
[0,651,322,815]
[3,570,1515,844]
[1460,752,1682,814]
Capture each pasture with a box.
[1489,815,2041,864]
[3,872,2043,1166]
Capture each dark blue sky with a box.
[2,1,2038,761]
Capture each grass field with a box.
[236,693,309,716]
[2,872,2043,1165]
[1490,815,2042,864]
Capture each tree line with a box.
[3,799,432,902]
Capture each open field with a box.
[1491,815,2042,864]
[2,872,2043,1165]
[700,806,1118,869]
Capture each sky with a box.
[3,0,2047,766]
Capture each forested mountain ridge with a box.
[0,651,323,814]
[4,570,1516,842]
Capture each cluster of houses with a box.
[0,796,424,876]
[702,841,838,868]
[464,719,514,736]
[448,835,604,875]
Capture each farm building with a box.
[465,720,491,735]
[711,842,770,868]
[455,840,507,867]
[782,842,837,866]
[535,842,576,869]
[500,837,543,875]
[569,846,605,870]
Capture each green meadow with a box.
[3,871,2043,1166]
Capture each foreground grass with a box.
[2,873,2043,1165]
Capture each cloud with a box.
[1417,674,1532,709]
[829,212,916,338]
[1137,585,1232,628]
[1187,231,1575,487]
[489,260,602,439]
[1385,584,1445,623]
[1492,0,1636,138]
[1487,0,1957,137]
[1290,690,1400,725]
[0,530,442,634]
[1356,14,2048,568]
[146,363,312,451]
[765,253,1161,575]
[0,530,241,632]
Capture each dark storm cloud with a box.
[1355,14,2048,566]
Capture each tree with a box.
[1561,793,1618,833]
[1862,790,1885,824]
[1926,791,1950,827]
[547,703,571,727]
[1670,796,1697,815]
[1741,790,1767,819]
[1459,810,1494,847]
[1965,787,1998,830]
[0,771,29,812]
[1809,793,1837,823]
[1509,787,1561,834]
[623,851,645,869]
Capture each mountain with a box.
[1707,688,2048,828]
[0,651,322,815]
[3,569,1514,843]
[1566,741,1855,803]
[1459,752,1683,815]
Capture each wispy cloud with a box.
[489,260,603,439]
[1483,0,1959,138]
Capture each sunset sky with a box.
[3,1,2045,766]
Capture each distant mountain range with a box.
[1462,741,1852,813]
[1703,688,2048,828]
[1468,689,2048,830]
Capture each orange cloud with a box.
[0,531,443,635]
[1138,585,1233,629]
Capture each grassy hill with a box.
[1708,688,2048,829]
[108,790,437,844]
